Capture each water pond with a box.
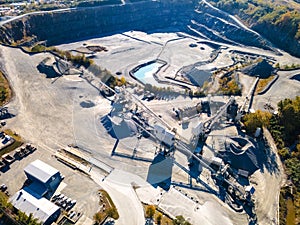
[132,61,164,86]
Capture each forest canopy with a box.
[208,0,300,56]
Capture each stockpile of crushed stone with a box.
[241,59,275,78]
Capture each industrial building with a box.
[10,160,63,225]
[10,189,60,225]
[24,159,63,197]
[153,125,175,148]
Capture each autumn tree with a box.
[242,110,272,134]
[120,76,126,85]
[145,205,156,218]
[93,212,102,225]
[156,212,162,225]
[173,215,192,225]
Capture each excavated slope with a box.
[0,0,275,52]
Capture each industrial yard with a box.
[0,15,300,225]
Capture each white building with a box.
[10,160,63,224]
[154,125,175,147]
[10,188,60,225]
[192,121,204,136]
[24,159,62,196]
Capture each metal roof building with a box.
[24,160,62,197]
[24,159,60,184]
[10,188,61,225]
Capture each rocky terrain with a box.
[188,1,275,51]
[207,0,300,58]
[0,0,277,53]
[0,0,194,46]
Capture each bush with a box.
[31,44,46,53]
[173,215,192,225]
[145,205,156,218]
[107,208,118,220]
[218,76,241,96]
[93,212,103,224]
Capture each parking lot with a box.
[0,143,102,220]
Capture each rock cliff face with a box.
[252,21,300,57]
[0,1,194,46]
[187,2,274,51]
[0,0,276,52]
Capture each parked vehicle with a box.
[0,184,7,191]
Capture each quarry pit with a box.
[1,1,300,225]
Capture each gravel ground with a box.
[253,69,300,110]
[1,29,299,225]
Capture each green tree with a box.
[278,147,290,160]
[16,211,41,225]
[285,157,300,191]
[27,213,33,224]
[277,97,300,144]
[292,144,300,159]
[16,211,27,222]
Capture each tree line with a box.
[208,0,300,57]
[242,96,300,225]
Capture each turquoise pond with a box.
[133,62,164,86]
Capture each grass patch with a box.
[255,75,275,94]
[3,129,23,143]
[0,130,24,157]
[218,75,242,96]
[0,70,12,106]
[0,191,10,208]
[93,190,119,224]
[100,190,119,220]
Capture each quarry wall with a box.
[0,1,194,45]
[0,0,291,55]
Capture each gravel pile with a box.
[241,59,275,78]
